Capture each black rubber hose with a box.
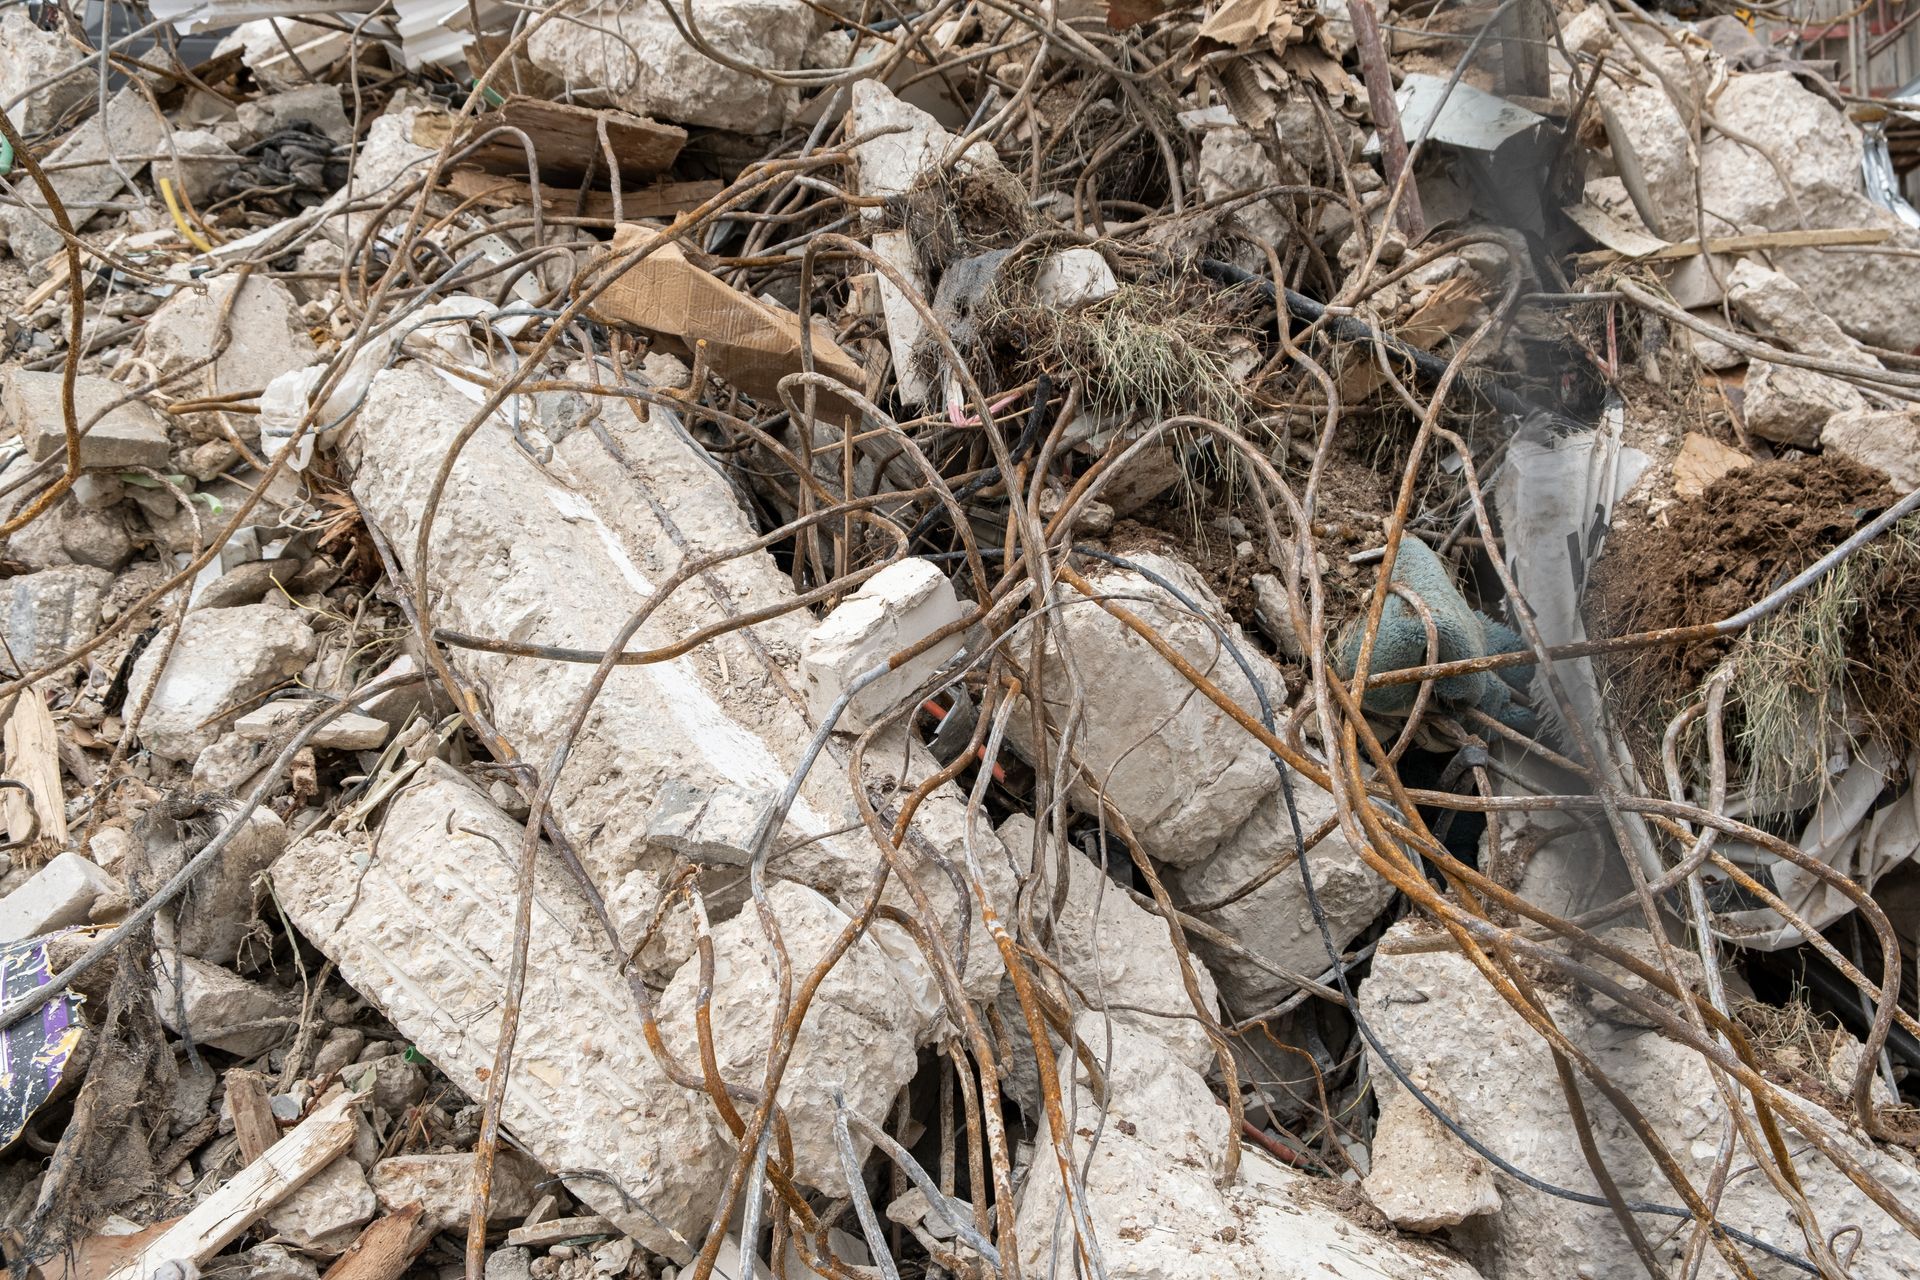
[1198,258,1539,422]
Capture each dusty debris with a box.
[0,3,1915,1279]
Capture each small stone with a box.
[368,1150,548,1235]
[235,1243,321,1280]
[0,854,119,942]
[1033,249,1118,308]
[70,474,125,510]
[346,1054,426,1116]
[5,494,137,572]
[270,1093,305,1122]
[486,1247,533,1280]
[194,559,302,611]
[311,1027,367,1079]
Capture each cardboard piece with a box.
[586,225,865,420]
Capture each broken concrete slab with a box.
[1,86,169,265]
[153,952,298,1056]
[848,80,1000,218]
[264,1155,376,1255]
[1013,1015,1485,1280]
[1822,409,1920,490]
[1168,779,1392,1016]
[1360,923,1920,1279]
[0,852,121,943]
[1741,359,1867,448]
[368,1149,545,1235]
[1010,552,1285,866]
[341,359,1007,994]
[526,0,810,133]
[1,565,112,675]
[271,764,732,1253]
[1362,1083,1500,1232]
[0,9,91,135]
[3,370,173,471]
[142,276,319,424]
[126,602,319,761]
[800,557,967,730]
[997,813,1221,1073]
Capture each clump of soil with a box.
[1588,454,1894,695]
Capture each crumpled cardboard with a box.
[585,224,865,422]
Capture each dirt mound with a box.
[1587,454,1896,738]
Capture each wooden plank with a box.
[320,1204,427,1280]
[107,1089,364,1280]
[430,97,685,182]
[4,686,66,849]
[442,169,723,222]
[1576,225,1892,267]
[226,1069,282,1166]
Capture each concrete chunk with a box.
[265,1155,377,1255]
[645,778,775,867]
[848,80,999,218]
[997,814,1220,1076]
[1167,780,1392,1014]
[1361,1085,1500,1231]
[0,565,111,675]
[1361,923,1920,1279]
[3,370,172,471]
[152,952,297,1056]
[1822,409,1920,490]
[234,703,389,751]
[237,85,354,146]
[1014,1015,1485,1280]
[1743,360,1866,448]
[1,86,168,264]
[801,558,966,730]
[0,10,90,135]
[0,852,121,942]
[526,0,811,133]
[1034,249,1118,307]
[368,1150,545,1235]
[142,276,319,420]
[126,603,319,761]
[1009,552,1286,866]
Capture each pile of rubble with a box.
[0,1,1918,1278]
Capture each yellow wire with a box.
[158,176,213,254]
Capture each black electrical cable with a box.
[907,374,1055,547]
[1197,258,1540,422]
[1060,547,1821,1275]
